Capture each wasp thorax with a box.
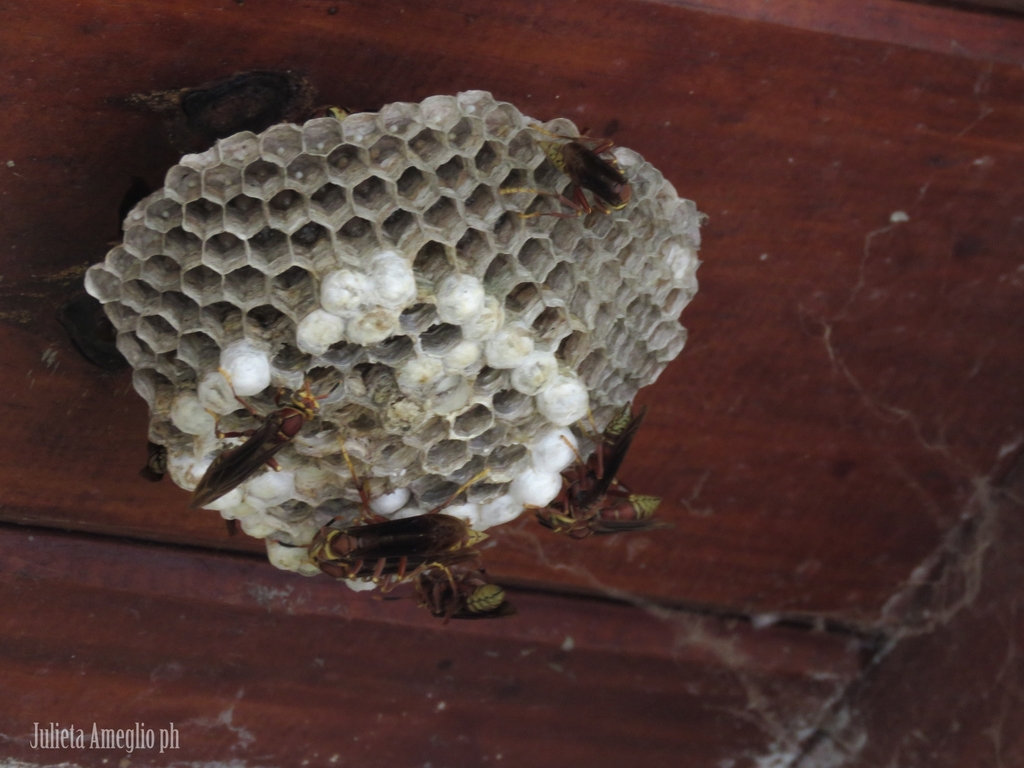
[84,91,702,579]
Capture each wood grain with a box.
[0,524,864,767]
[0,0,1022,629]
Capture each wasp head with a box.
[277,379,321,419]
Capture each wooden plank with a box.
[661,0,1024,65]
[0,525,864,767]
[0,0,1023,625]
[797,460,1024,767]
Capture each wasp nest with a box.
[85,91,701,575]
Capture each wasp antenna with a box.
[336,433,373,513]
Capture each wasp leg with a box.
[581,137,616,156]
[218,367,262,417]
[336,435,378,520]
[348,559,365,580]
[500,186,589,219]
[215,426,259,440]
[426,469,491,514]
[372,557,388,583]
[560,435,588,469]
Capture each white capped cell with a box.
[510,352,558,396]
[510,468,562,507]
[535,375,589,426]
[369,250,416,309]
[530,428,579,474]
[347,306,398,345]
[321,269,371,317]
[240,510,281,539]
[266,540,320,575]
[428,374,472,414]
[246,470,296,502]
[444,339,481,371]
[199,486,245,512]
[220,340,272,396]
[296,309,346,356]
[443,502,482,529]
[294,464,337,498]
[461,295,504,341]
[478,494,525,529]
[197,370,239,415]
[485,325,534,369]
[167,452,212,492]
[170,391,216,435]
[397,355,444,395]
[390,505,428,520]
[369,487,411,515]
[219,502,260,521]
[436,274,485,325]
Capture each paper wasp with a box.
[309,512,487,587]
[502,125,632,219]
[415,568,516,623]
[190,377,323,508]
[308,105,349,120]
[139,441,168,482]
[308,444,491,591]
[534,404,670,538]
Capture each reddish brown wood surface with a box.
[661,0,1024,65]
[1,0,1023,628]
[796,458,1024,767]
[0,524,864,767]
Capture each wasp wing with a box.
[337,514,472,561]
[562,142,629,208]
[579,405,648,508]
[190,413,287,508]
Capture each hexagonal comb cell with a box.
[184,198,225,239]
[453,404,494,439]
[436,156,474,197]
[224,266,267,307]
[326,143,368,182]
[474,141,505,177]
[84,90,702,562]
[409,129,446,165]
[381,208,418,246]
[248,227,291,274]
[336,216,377,256]
[368,135,407,176]
[267,189,308,233]
[423,196,460,232]
[182,265,223,306]
[243,159,284,199]
[203,232,247,274]
[286,154,328,194]
[395,167,435,210]
[351,176,392,216]
[308,183,348,227]
[203,164,243,204]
